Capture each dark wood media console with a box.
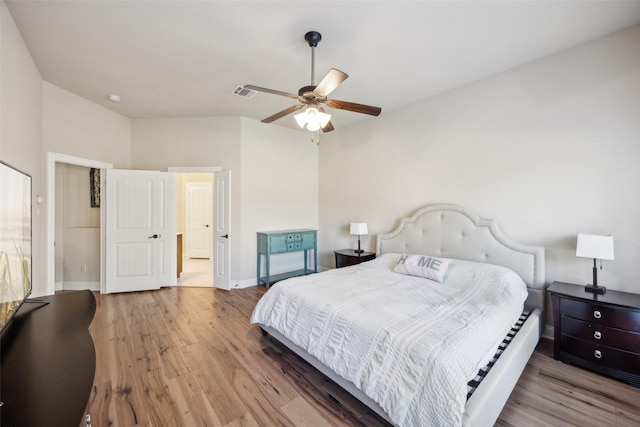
[1,290,97,427]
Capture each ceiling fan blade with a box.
[325,99,381,116]
[313,69,348,98]
[317,106,334,132]
[321,121,334,133]
[261,104,304,123]
[244,85,298,99]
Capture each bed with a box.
[251,204,545,426]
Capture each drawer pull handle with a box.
[593,310,601,319]
[594,350,602,359]
[594,331,602,340]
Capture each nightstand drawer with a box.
[561,316,640,353]
[334,249,375,268]
[561,298,640,332]
[561,335,640,375]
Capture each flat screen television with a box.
[0,160,32,334]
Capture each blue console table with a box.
[257,229,317,288]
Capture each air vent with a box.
[231,85,257,99]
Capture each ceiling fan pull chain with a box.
[311,129,320,145]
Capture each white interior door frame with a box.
[45,152,113,297]
[167,166,228,289]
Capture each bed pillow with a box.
[393,254,450,283]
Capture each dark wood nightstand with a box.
[334,249,375,268]
[548,281,640,387]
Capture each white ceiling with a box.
[6,1,640,131]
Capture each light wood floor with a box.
[83,286,640,427]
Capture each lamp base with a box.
[354,249,364,254]
[584,284,606,295]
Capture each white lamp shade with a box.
[350,222,368,236]
[576,233,614,260]
[294,107,331,131]
[293,111,308,128]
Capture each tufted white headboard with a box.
[377,204,545,309]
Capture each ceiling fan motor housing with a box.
[305,31,321,47]
[298,85,319,102]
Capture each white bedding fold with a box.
[251,253,527,427]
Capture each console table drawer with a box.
[299,233,316,250]
[560,334,640,375]
[561,298,640,332]
[262,231,316,254]
[286,233,302,242]
[287,242,300,250]
[561,316,640,353]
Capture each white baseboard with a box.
[232,278,258,289]
[57,281,100,292]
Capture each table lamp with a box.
[350,222,368,254]
[576,232,614,295]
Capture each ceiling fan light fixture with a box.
[294,107,331,131]
[245,31,380,136]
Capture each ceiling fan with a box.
[245,31,381,134]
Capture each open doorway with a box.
[46,152,112,296]
[54,163,101,291]
[176,172,214,287]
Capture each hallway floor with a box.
[177,257,213,287]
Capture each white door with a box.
[104,169,176,293]
[213,170,231,290]
[187,182,212,259]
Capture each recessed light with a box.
[108,94,121,102]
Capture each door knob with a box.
[221,234,229,239]
[205,224,209,227]
[148,234,159,239]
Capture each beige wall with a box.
[240,117,319,281]
[320,25,640,301]
[132,116,243,280]
[41,75,131,296]
[0,2,46,296]
[2,2,130,297]
[43,82,132,168]
[132,116,319,285]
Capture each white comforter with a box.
[250,253,528,427]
